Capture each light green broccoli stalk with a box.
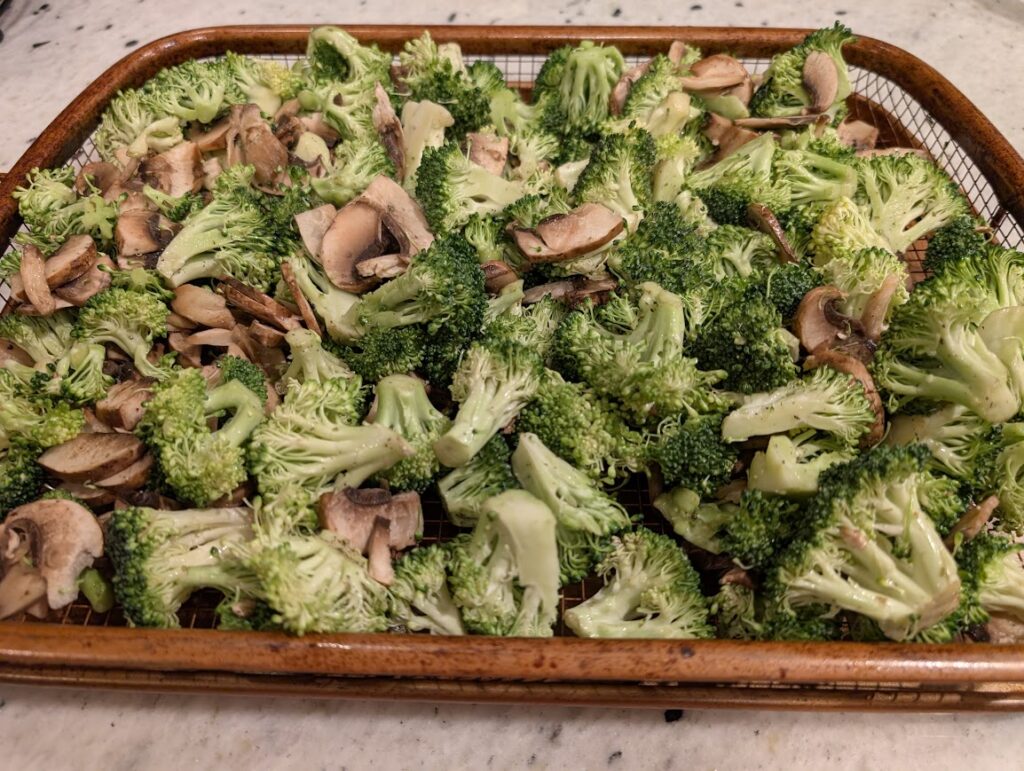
[281,328,355,386]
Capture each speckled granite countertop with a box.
[3,1,1024,768]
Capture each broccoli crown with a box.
[370,374,451,492]
[809,195,889,262]
[0,311,74,367]
[357,233,487,337]
[137,369,265,506]
[512,432,634,584]
[56,341,113,405]
[757,261,823,321]
[773,148,858,207]
[433,335,544,468]
[686,283,798,394]
[107,505,255,628]
[721,366,876,446]
[819,246,910,321]
[574,128,657,229]
[564,528,712,639]
[483,297,566,362]
[686,135,790,227]
[243,531,389,635]
[398,33,489,137]
[223,51,299,116]
[74,287,172,380]
[0,369,85,450]
[338,325,425,383]
[281,328,355,386]
[388,543,466,635]
[702,225,777,281]
[711,582,763,640]
[608,200,705,294]
[718,489,803,569]
[552,284,727,425]
[649,412,737,498]
[12,166,77,230]
[535,41,624,133]
[517,370,644,483]
[872,270,1022,422]
[311,134,397,206]
[749,23,855,119]
[957,532,1024,624]
[767,444,963,641]
[143,186,204,222]
[94,89,184,162]
[855,153,969,254]
[143,58,233,124]
[217,354,268,403]
[0,445,45,519]
[449,489,560,636]
[747,431,856,498]
[13,175,118,255]
[924,215,988,274]
[249,376,410,493]
[936,244,1024,309]
[304,25,392,86]
[416,142,524,232]
[437,434,517,527]
[994,423,1024,534]
[621,54,684,126]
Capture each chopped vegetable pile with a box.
[2,24,1023,644]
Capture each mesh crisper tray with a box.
[9,50,1024,636]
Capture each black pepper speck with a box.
[104,23,113,30]
[608,751,623,764]
[31,40,50,49]
[690,3,702,9]
[125,39,138,47]
[612,7,622,16]
[447,12,457,21]
[664,709,684,722]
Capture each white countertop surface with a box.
[3,1,1024,768]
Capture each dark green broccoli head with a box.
[648,412,738,497]
[924,215,989,274]
[339,325,426,383]
[217,355,268,403]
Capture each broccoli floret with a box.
[722,366,876,446]
[819,246,909,322]
[924,215,988,274]
[252,485,321,539]
[55,341,113,405]
[686,284,798,394]
[649,413,738,498]
[74,287,172,380]
[223,51,298,116]
[765,445,963,641]
[809,195,889,261]
[0,445,45,519]
[872,270,1022,422]
[886,405,999,488]
[711,581,762,640]
[935,244,1024,309]
[94,88,184,162]
[718,489,803,569]
[0,311,74,367]
[686,134,790,226]
[107,505,255,628]
[281,328,355,386]
[749,23,855,119]
[517,370,644,484]
[398,33,490,137]
[758,261,823,322]
[958,532,1024,624]
[13,167,118,254]
[512,432,633,584]
[620,55,690,136]
[653,487,735,553]
[285,254,363,342]
[654,131,712,203]
[311,134,397,206]
[108,266,175,300]
[994,423,1024,534]
[249,377,411,493]
[552,284,726,425]
[337,325,426,383]
[143,185,204,222]
[242,531,389,635]
[702,225,777,281]
[533,41,624,134]
[305,25,392,86]
[388,543,466,635]
[563,528,712,639]
[137,369,264,506]
[0,370,84,451]
[773,147,858,207]
[437,434,517,527]
[215,596,281,632]
[157,166,278,289]
[143,59,233,124]
[748,431,856,497]
[11,166,77,230]
[217,354,268,403]
[416,142,524,232]
[855,153,969,254]
[449,489,560,636]
[399,99,455,189]
[607,200,705,294]
[370,374,451,492]
[574,128,656,231]
[433,336,543,467]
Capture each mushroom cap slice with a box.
[115,210,178,258]
[513,203,624,264]
[746,203,797,263]
[794,285,873,362]
[95,453,155,493]
[803,51,839,115]
[38,432,146,483]
[481,261,520,293]
[293,203,338,261]
[372,82,406,181]
[45,234,97,287]
[75,162,122,196]
[172,284,236,330]
[609,59,652,116]
[734,114,822,129]
[54,255,114,307]
[366,517,395,586]
[4,499,104,609]
[317,487,423,552]
[219,277,302,331]
[20,245,56,316]
[679,54,749,91]
[837,120,880,151]
[946,495,999,547]
[141,141,204,198]
[95,379,154,432]
[467,132,510,176]
[320,201,387,293]
[357,175,435,259]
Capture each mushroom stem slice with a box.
[945,495,1000,548]
[0,562,48,620]
[372,82,406,181]
[679,54,749,91]
[219,277,302,332]
[280,261,323,337]
[803,51,840,114]
[20,245,56,316]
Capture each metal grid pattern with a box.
[9,49,1024,634]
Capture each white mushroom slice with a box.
[294,203,338,260]
[54,255,114,307]
[317,488,422,552]
[746,203,797,264]
[45,234,97,287]
[141,141,204,197]
[0,339,34,368]
[320,201,387,293]
[513,204,625,264]
[836,120,880,151]
[4,499,104,609]
[679,54,749,91]
[803,51,839,115]
[168,332,202,368]
[172,284,236,329]
[298,112,341,144]
[667,41,690,66]
[357,175,435,259]
[859,273,904,343]
[229,104,290,186]
[115,210,178,258]
[355,253,407,280]
[39,432,146,482]
[75,162,121,196]
[481,261,520,293]
[467,132,510,176]
[20,245,56,316]
[185,328,236,348]
[95,454,155,492]
[190,116,232,153]
[946,495,999,546]
[246,321,288,349]
[372,82,406,181]
[118,191,157,214]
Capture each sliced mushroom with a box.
[0,339,34,368]
[0,556,48,620]
[166,311,199,333]
[981,614,1024,644]
[225,104,290,187]
[945,495,999,547]
[219,277,302,332]
[319,201,388,293]
[747,203,797,263]
[38,433,146,482]
[317,487,423,553]
[667,40,690,66]
[794,285,873,362]
[279,261,322,337]
[95,379,154,432]
[703,113,734,145]
[58,481,117,508]
[247,320,288,349]
[294,203,338,260]
[467,132,509,176]
[523,275,618,306]
[3,499,105,609]
[189,116,232,153]
[354,253,407,280]
[185,328,236,348]
[75,162,121,196]
[94,454,154,493]
[372,82,405,181]
[803,51,839,114]
[357,175,434,260]
[859,273,903,343]
[54,255,114,307]
[512,203,625,264]
[274,98,302,124]
[172,284,236,329]
[20,245,56,316]
[45,234,98,287]
[230,324,287,373]
[679,54,749,91]
[115,209,179,258]
[481,261,520,293]
[837,119,879,151]
[366,516,395,585]
[298,113,341,145]
[610,59,652,116]
[804,348,885,447]
[141,141,204,197]
[734,114,823,129]
[274,114,305,148]
[168,332,202,368]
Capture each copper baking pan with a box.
[2,25,1024,712]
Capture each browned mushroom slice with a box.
[274,98,301,123]
[44,234,97,287]
[171,284,236,329]
[298,113,341,145]
[481,261,520,293]
[679,54,749,91]
[247,320,288,349]
[836,120,879,151]
[366,517,395,586]
[185,328,236,348]
[945,495,999,547]
[231,324,287,373]
[357,175,435,259]
[190,116,232,153]
[232,104,290,186]
[119,191,157,214]
[667,40,689,66]
[75,162,121,196]
[804,348,885,446]
[355,253,408,280]
[467,132,510,176]
[54,255,114,307]
[794,285,873,361]
[747,203,798,264]
[319,201,387,293]
[141,141,204,197]
[274,114,305,148]
[219,277,302,332]
[94,453,154,493]
[701,121,760,164]
[522,275,618,306]
[512,203,625,264]
[734,114,822,129]
[803,51,839,114]
[609,59,652,116]
[702,113,734,145]
[279,261,323,337]
[38,432,146,482]
[20,245,56,316]
[95,379,154,432]
[294,203,338,260]
[372,82,406,181]
[168,332,202,368]
[317,487,423,552]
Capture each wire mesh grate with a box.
[6,49,1023,634]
